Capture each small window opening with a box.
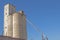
[6,13,7,15]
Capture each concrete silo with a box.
[7,15,13,37]
[13,11,27,40]
[13,12,21,38]
[4,4,27,40]
[19,11,27,40]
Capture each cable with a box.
[26,18,48,40]
[26,18,41,33]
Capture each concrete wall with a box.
[4,4,15,37]
[4,4,9,36]
[13,11,27,40]
[7,15,13,37]
[13,13,22,38]
[0,36,24,40]
[19,11,27,40]
[22,15,27,40]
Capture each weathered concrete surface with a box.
[0,36,24,40]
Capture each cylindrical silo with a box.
[13,13,22,38]
[7,15,13,37]
[19,11,27,40]
[13,11,27,40]
[22,15,27,40]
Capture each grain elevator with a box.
[4,4,27,40]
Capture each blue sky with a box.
[0,0,60,40]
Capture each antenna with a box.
[42,32,45,40]
[46,36,48,40]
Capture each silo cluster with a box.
[4,4,27,40]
